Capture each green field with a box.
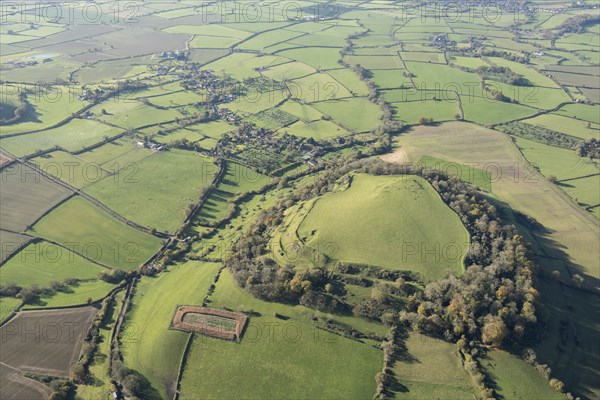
[32,151,108,189]
[488,57,561,88]
[406,62,480,89]
[179,269,382,400]
[120,261,221,400]
[521,114,599,140]
[23,280,116,308]
[1,119,124,156]
[262,61,317,81]
[395,122,599,280]
[449,56,490,69]
[290,73,352,103]
[29,196,162,270]
[0,87,86,136]
[198,162,270,224]
[0,297,21,323]
[193,120,236,139]
[371,71,412,89]
[514,137,599,213]
[283,119,349,139]
[312,97,382,132]
[1,241,106,287]
[418,155,492,191]
[85,149,216,233]
[346,55,403,69]
[279,101,323,121]
[391,334,476,399]
[276,47,342,70]
[514,137,598,181]
[237,29,304,52]
[76,290,125,399]
[1,3,598,398]
[392,100,460,124]
[555,103,600,124]
[144,91,204,108]
[297,174,469,279]
[326,68,370,96]
[481,351,564,400]
[461,99,537,125]
[74,138,154,167]
[93,102,183,130]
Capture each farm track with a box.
[0,148,169,238]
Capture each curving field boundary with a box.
[172,306,247,341]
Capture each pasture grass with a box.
[0,119,124,156]
[82,139,155,169]
[555,103,600,124]
[190,35,241,49]
[29,196,162,270]
[262,61,316,81]
[84,149,216,233]
[290,72,352,103]
[326,68,370,96]
[178,269,382,400]
[513,137,598,181]
[188,120,235,140]
[312,97,382,132]
[276,47,342,70]
[450,56,490,69]
[93,102,183,130]
[76,290,125,399]
[0,241,106,287]
[226,90,288,115]
[283,119,348,139]
[522,114,599,140]
[145,91,204,108]
[0,231,30,264]
[391,333,475,399]
[405,62,480,90]
[488,57,560,88]
[418,155,492,191]
[391,100,459,124]
[164,25,251,39]
[120,262,221,400]
[481,350,564,400]
[0,86,86,136]
[32,151,108,189]
[461,99,537,125]
[279,100,323,121]
[237,29,304,51]
[394,122,600,279]
[400,52,445,63]
[24,280,116,309]
[345,55,403,69]
[198,162,270,223]
[371,71,412,89]
[297,174,469,280]
[0,298,21,323]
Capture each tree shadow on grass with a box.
[555,181,575,189]
[121,369,162,400]
[483,195,600,398]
